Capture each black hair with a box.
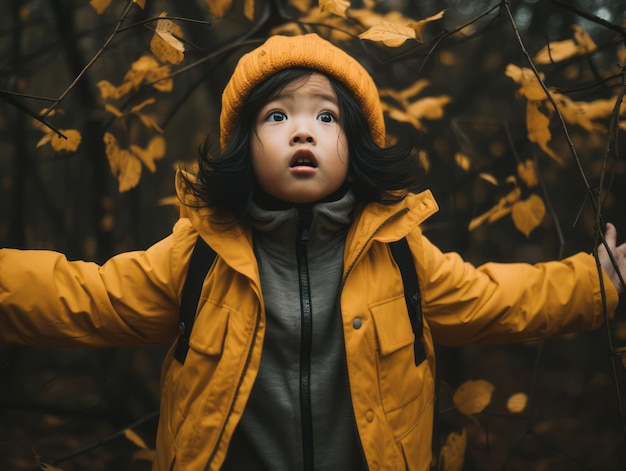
[181,68,424,223]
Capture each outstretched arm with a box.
[597,223,626,294]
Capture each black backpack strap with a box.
[174,236,217,364]
[389,237,426,366]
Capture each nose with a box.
[291,121,315,144]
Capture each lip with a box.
[289,150,318,169]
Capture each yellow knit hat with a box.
[220,33,385,150]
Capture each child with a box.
[1,33,625,471]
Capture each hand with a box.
[597,223,626,294]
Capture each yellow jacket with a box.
[0,183,618,470]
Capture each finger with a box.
[605,222,617,250]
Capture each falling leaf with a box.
[207,0,233,18]
[512,194,545,237]
[130,98,156,114]
[319,0,349,18]
[158,195,180,206]
[137,113,164,133]
[534,25,596,64]
[150,13,185,65]
[130,136,166,172]
[359,21,417,47]
[478,173,498,186]
[124,428,149,449]
[145,64,174,92]
[506,392,528,413]
[51,129,81,152]
[36,133,52,148]
[526,101,564,165]
[381,79,431,102]
[505,64,547,101]
[104,103,124,118]
[132,448,156,462]
[407,96,452,121]
[439,429,467,471]
[90,0,112,14]
[408,9,445,42]
[455,152,471,171]
[452,379,494,421]
[517,159,538,188]
[104,132,143,192]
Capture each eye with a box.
[317,112,336,123]
[266,111,287,122]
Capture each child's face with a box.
[251,73,349,204]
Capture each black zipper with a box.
[297,208,314,471]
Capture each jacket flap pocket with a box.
[371,295,414,356]
[188,302,230,355]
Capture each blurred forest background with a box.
[0,0,625,469]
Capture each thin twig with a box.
[42,0,137,118]
[50,410,159,465]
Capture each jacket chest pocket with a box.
[370,295,429,416]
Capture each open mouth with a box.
[290,150,318,168]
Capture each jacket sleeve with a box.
[0,219,198,348]
[418,234,619,346]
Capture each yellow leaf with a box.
[534,25,596,64]
[455,152,471,171]
[408,9,445,42]
[406,95,451,121]
[478,173,498,186]
[553,92,598,132]
[124,428,149,449]
[130,98,156,114]
[104,132,143,192]
[90,0,112,14]
[452,379,494,421]
[145,65,174,92]
[137,113,164,133]
[243,0,255,20]
[418,150,430,173]
[526,101,564,165]
[506,392,528,413]
[319,0,350,18]
[130,136,166,172]
[517,159,538,188]
[97,80,120,100]
[512,194,545,237]
[132,448,156,462]
[133,0,146,8]
[104,103,124,118]
[505,64,546,101]
[207,0,233,18]
[439,429,467,471]
[36,133,52,148]
[468,188,518,231]
[150,13,185,65]
[381,79,431,102]
[158,195,180,206]
[359,21,417,47]
[51,129,81,152]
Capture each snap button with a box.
[366,410,374,422]
[353,318,362,329]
